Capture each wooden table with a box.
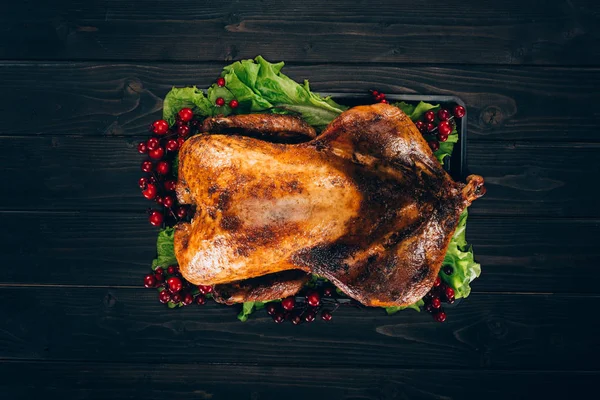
[2,1,599,398]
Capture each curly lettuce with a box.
[440,209,481,299]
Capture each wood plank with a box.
[4,0,600,65]
[0,287,595,369]
[1,62,599,141]
[1,212,598,294]
[0,361,596,400]
[1,136,596,217]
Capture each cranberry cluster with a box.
[215,77,239,109]
[370,90,465,152]
[144,265,214,307]
[138,108,202,227]
[266,284,338,324]
[423,270,456,322]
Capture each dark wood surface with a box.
[1,1,598,399]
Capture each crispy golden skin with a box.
[212,270,310,305]
[175,104,484,306]
[202,114,316,143]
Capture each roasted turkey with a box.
[174,103,485,307]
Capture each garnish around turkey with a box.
[137,56,484,324]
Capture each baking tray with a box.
[321,93,467,181]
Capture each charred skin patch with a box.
[281,179,303,194]
[216,190,232,211]
[221,215,242,231]
[293,243,357,274]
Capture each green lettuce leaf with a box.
[237,299,278,322]
[162,56,348,130]
[151,227,177,270]
[440,209,481,298]
[163,86,213,125]
[385,299,425,315]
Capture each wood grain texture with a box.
[0,361,596,400]
[4,0,600,65]
[1,62,600,141]
[1,212,597,293]
[0,287,595,369]
[1,136,596,217]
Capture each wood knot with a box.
[487,318,507,339]
[480,105,505,127]
[103,292,117,308]
[124,78,143,94]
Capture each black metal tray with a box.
[321,93,467,180]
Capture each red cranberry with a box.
[428,140,440,151]
[426,122,435,132]
[148,210,163,227]
[438,120,452,136]
[431,297,441,309]
[148,175,157,184]
[434,310,447,322]
[159,290,171,303]
[447,296,455,304]
[437,109,451,121]
[146,137,159,151]
[148,147,164,160]
[425,303,434,313]
[155,267,164,275]
[445,286,455,299]
[178,125,190,137]
[304,311,316,323]
[216,77,226,87]
[167,265,179,275]
[195,295,206,305]
[197,285,212,295]
[424,110,435,122]
[138,177,148,189]
[437,133,449,142]
[453,105,466,118]
[177,137,186,148]
[152,120,169,135]
[166,139,178,152]
[167,277,183,293]
[215,97,225,107]
[164,180,176,191]
[141,161,153,173]
[155,195,163,205]
[171,293,182,303]
[380,99,388,104]
[415,121,425,132]
[229,99,239,109]
[155,271,165,282]
[178,108,194,122]
[321,310,333,321]
[291,315,302,325]
[182,292,194,305]
[176,120,188,128]
[371,90,379,97]
[434,276,441,287]
[281,296,295,311]
[143,274,156,288]
[273,313,285,324]
[142,183,157,200]
[266,303,278,315]
[137,142,148,154]
[306,292,321,307]
[156,161,170,175]
[176,206,188,219]
[323,286,334,297]
[162,195,174,208]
